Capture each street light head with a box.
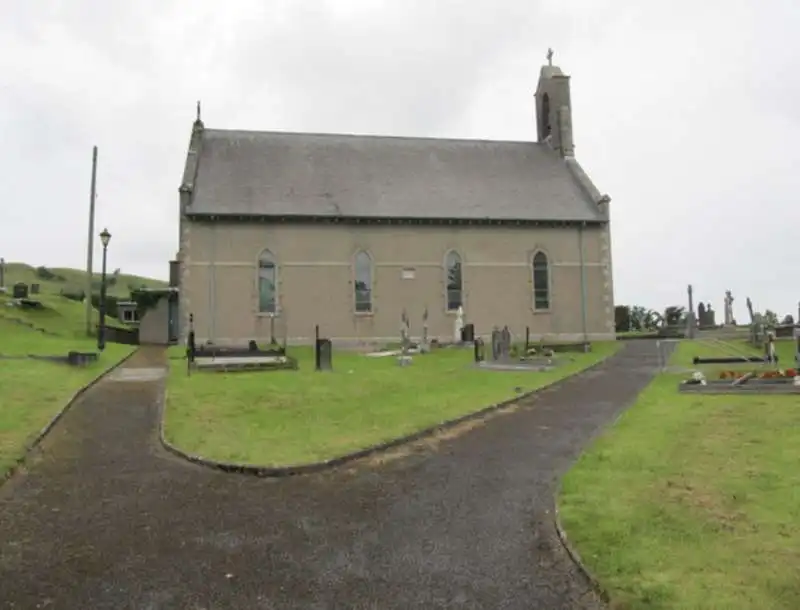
[100,228,111,248]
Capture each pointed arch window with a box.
[541,92,551,137]
[258,249,277,314]
[532,251,550,310]
[445,250,462,311]
[354,251,373,313]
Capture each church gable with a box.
[180,56,609,225]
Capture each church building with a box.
[176,57,615,345]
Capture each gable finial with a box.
[196,100,201,122]
[546,48,554,66]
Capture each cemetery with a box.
[186,314,298,373]
[675,293,800,394]
[163,306,619,468]
[558,327,800,608]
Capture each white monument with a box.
[454,306,464,343]
[723,291,735,326]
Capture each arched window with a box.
[354,251,372,313]
[541,93,551,137]
[532,251,550,310]
[258,249,277,314]
[445,250,462,311]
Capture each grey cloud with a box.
[1,0,798,318]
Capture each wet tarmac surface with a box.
[0,342,664,609]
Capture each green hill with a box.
[2,262,167,299]
[0,263,167,339]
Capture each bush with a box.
[90,293,121,319]
[60,288,85,302]
[36,266,66,282]
[36,266,55,280]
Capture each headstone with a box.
[398,309,412,366]
[724,290,734,325]
[490,327,513,362]
[794,324,800,366]
[12,282,28,299]
[490,328,502,361]
[454,305,464,343]
[461,323,475,343]
[316,338,333,371]
[473,337,485,363]
[30,283,40,295]
[705,302,716,326]
[186,313,196,375]
[500,326,512,361]
[420,307,430,353]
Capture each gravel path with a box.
[0,341,664,609]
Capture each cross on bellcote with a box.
[546,48,554,66]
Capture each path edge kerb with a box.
[158,351,615,478]
[1,347,140,486]
[552,483,611,604]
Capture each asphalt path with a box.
[0,341,663,609]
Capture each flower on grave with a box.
[785,369,796,378]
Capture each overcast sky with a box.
[2,0,798,320]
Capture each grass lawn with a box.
[558,339,800,609]
[0,320,135,477]
[164,341,622,466]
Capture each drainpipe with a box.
[578,223,588,347]
[208,222,217,342]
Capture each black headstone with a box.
[12,282,28,299]
[30,283,40,295]
[316,338,333,371]
[473,337,485,362]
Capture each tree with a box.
[664,306,686,326]
[631,306,651,330]
[645,309,663,330]
[782,314,795,325]
[762,310,779,327]
[615,305,631,332]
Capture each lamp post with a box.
[97,228,111,351]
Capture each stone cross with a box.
[724,290,734,325]
[397,308,413,366]
[765,331,777,365]
[196,100,202,122]
[400,308,410,352]
[546,48,554,66]
[421,306,429,352]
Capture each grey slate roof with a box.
[186,128,607,222]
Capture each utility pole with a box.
[687,284,695,339]
[85,146,98,336]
